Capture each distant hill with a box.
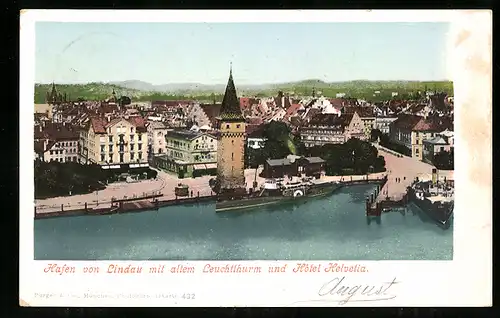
[34,79,454,103]
[34,82,146,104]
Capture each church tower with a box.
[46,82,59,105]
[216,65,246,197]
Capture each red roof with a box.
[413,116,453,132]
[126,116,147,133]
[35,123,79,140]
[245,116,263,125]
[391,114,422,131]
[89,116,147,134]
[240,97,251,110]
[152,100,193,107]
[304,108,322,121]
[306,113,349,128]
[285,104,302,118]
[343,106,375,118]
[90,117,107,134]
[200,103,222,127]
[246,124,266,138]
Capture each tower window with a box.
[231,153,234,160]
[237,124,241,128]
[226,124,230,129]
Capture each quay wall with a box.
[34,178,385,220]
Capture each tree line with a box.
[34,160,157,199]
[245,122,386,176]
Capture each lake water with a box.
[34,184,453,260]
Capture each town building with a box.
[186,103,213,128]
[343,107,375,139]
[34,103,53,120]
[300,111,366,148]
[374,115,398,134]
[79,116,149,168]
[34,123,80,163]
[263,155,326,179]
[390,114,453,160]
[215,66,247,196]
[146,121,171,156]
[342,111,366,141]
[153,130,218,178]
[300,114,346,147]
[422,130,454,164]
[246,125,266,150]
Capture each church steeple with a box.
[219,64,243,121]
[47,82,58,104]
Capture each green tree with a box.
[433,150,454,170]
[370,128,383,142]
[302,138,386,176]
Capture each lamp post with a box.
[253,166,258,189]
[352,150,355,175]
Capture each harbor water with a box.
[34,184,453,260]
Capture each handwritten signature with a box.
[316,276,400,305]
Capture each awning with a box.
[193,164,207,170]
[205,163,217,169]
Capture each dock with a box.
[34,194,217,219]
[365,175,410,224]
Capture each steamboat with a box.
[408,171,454,229]
[215,177,343,212]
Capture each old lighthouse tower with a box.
[216,65,246,198]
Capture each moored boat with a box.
[215,178,343,212]
[408,179,454,229]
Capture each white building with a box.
[309,97,342,115]
[374,116,398,134]
[146,121,170,156]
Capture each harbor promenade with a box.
[375,147,453,203]
[35,167,268,214]
[34,149,453,216]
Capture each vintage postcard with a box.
[20,10,491,306]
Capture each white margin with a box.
[19,10,492,307]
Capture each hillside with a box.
[34,80,454,104]
[34,83,147,104]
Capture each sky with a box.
[35,22,451,85]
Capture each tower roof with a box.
[219,65,244,121]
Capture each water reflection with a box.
[34,185,453,260]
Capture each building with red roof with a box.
[79,115,149,167]
[389,114,453,160]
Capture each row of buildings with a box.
[34,75,454,179]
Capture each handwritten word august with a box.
[292,263,367,273]
[317,276,399,305]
